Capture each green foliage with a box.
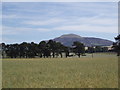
[1,40,86,58]
[113,34,120,56]
[95,46,102,52]
[0,40,111,58]
[73,41,85,57]
[87,47,95,53]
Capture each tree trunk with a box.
[78,53,80,58]
[117,51,120,56]
[60,53,62,58]
[53,52,55,58]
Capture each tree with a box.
[38,41,49,58]
[19,42,28,58]
[87,46,95,58]
[95,46,102,52]
[72,41,85,58]
[102,47,108,52]
[28,42,38,58]
[2,40,89,58]
[4,43,19,58]
[63,46,70,58]
[53,42,64,58]
[113,34,120,56]
[0,43,6,58]
[87,47,95,53]
[47,40,59,58]
[12,44,19,58]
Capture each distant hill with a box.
[53,34,113,47]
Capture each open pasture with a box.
[2,53,118,88]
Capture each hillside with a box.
[53,34,113,47]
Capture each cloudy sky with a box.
[2,2,118,44]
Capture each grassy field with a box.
[2,53,118,88]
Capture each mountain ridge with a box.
[53,34,113,47]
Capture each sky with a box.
[1,2,118,44]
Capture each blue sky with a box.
[2,2,118,44]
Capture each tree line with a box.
[0,40,112,58]
[1,40,85,58]
[112,34,120,56]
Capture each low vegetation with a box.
[2,53,118,88]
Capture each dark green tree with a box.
[87,47,95,53]
[87,46,95,58]
[19,42,28,58]
[28,42,38,58]
[63,46,70,58]
[5,44,19,58]
[95,46,102,52]
[72,41,85,58]
[102,47,108,52]
[47,40,57,58]
[113,34,120,56]
[38,41,50,58]
[0,43,6,58]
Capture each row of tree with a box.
[86,46,109,53]
[1,40,85,58]
[0,40,112,58]
[1,34,120,58]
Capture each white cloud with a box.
[76,16,117,26]
[2,8,118,34]
[22,14,117,26]
[23,18,66,26]
[53,25,118,33]
[2,14,38,19]
[22,14,117,33]
[2,26,50,35]
[2,15,18,19]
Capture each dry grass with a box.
[2,53,118,88]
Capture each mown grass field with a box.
[2,53,118,88]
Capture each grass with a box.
[2,53,118,88]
